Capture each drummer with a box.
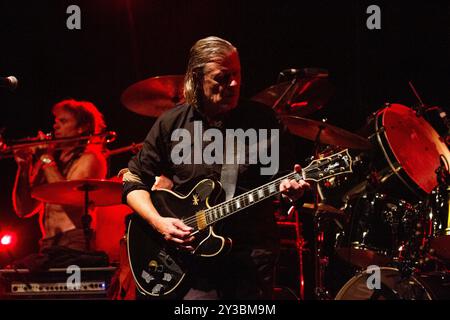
[11,99,108,268]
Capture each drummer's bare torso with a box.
[37,148,107,239]
[42,203,83,237]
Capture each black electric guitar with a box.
[127,149,353,297]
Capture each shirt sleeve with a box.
[122,116,172,203]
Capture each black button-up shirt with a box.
[123,101,298,249]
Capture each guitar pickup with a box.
[158,251,183,274]
[141,270,155,284]
[151,283,165,295]
[162,273,173,282]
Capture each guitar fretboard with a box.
[204,171,300,226]
[186,149,351,231]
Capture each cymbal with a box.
[121,75,185,117]
[32,179,122,207]
[280,115,372,150]
[251,77,334,117]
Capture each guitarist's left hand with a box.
[279,164,311,202]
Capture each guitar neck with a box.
[202,172,298,226]
[196,149,352,229]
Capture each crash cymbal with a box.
[251,77,334,117]
[280,115,372,150]
[121,75,185,117]
[32,179,122,207]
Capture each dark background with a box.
[0,0,448,292]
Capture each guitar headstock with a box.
[302,149,353,182]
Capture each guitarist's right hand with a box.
[151,216,195,251]
[151,175,174,191]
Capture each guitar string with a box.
[181,151,348,228]
[181,171,298,228]
[181,164,324,228]
[181,156,344,228]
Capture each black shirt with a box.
[123,101,298,249]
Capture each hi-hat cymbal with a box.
[280,115,372,150]
[251,77,334,117]
[32,179,123,207]
[121,75,185,117]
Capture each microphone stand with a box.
[272,77,298,114]
[409,81,450,146]
[273,68,330,116]
[409,81,428,117]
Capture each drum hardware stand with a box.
[436,155,450,186]
[288,205,307,300]
[78,183,95,252]
[311,124,332,300]
[434,155,450,240]
[312,215,332,300]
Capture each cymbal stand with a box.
[312,124,332,300]
[287,205,306,300]
[79,183,95,251]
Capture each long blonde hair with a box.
[183,36,237,108]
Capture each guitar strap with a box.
[220,140,241,201]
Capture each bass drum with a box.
[335,267,450,300]
[346,103,450,201]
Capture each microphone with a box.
[0,76,18,90]
[279,68,329,77]
[277,68,328,83]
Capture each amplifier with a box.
[0,266,117,299]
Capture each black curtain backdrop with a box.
[0,0,448,265]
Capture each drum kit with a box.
[246,70,450,300]
[2,69,448,300]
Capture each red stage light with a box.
[0,232,16,249]
[1,235,12,245]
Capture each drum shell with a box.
[334,193,423,268]
[335,267,450,300]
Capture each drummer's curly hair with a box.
[52,99,106,135]
[184,36,238,108]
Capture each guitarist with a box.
[122,36,310,299]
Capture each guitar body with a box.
[127,179,231,298]
[126,149,353,298]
